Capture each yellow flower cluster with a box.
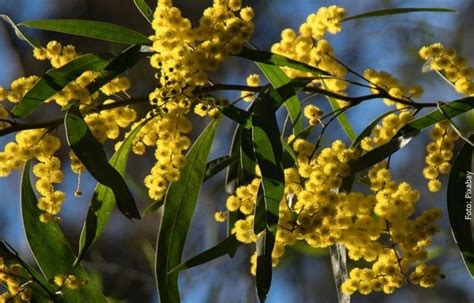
[0,258,32,303]
[364,69,423,108]
[143,0,254,201]
[100,76,131,96]
[141,110,192,200]
[303,104,323,125]
[0,104,9,131]
[194,97,227,119]
[341,163,442,295]
[0,128,65,222]
[84,100,137,143]
[69,151,85,175]
[271,6,348,105]
[0,76,39,103]
[409,263,442,288]
[149,0,253,95]
[419,43,474,95]
[33,156,65,223]
[220,138,441,294]
[33,41,133,111]
[33,40,78,68]
[54,274,86,290]
[423,121,459,192]
[241,73,260,102]
[224,140,357,271]
[360,111,414,151]
[28,42,138,180]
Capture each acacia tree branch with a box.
[0,82,440,137]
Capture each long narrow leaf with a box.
[340,109,400,192]
[204,155,238,182]
[156,118,221,303]
[325,90,356,141]
[225,125,255,250]
[134,0,153,24]
[169,235,241,273]
[447,139,474,277]
[65,104,140,219]
[252,86,285,302]
[257,63,303,134]
[238,48,330,76]
[20,19,151,45]
[343,7,457,22]
[21,161,107,303]
[0,240,56,302]
[351,97,474,172]
[12,45,143,118]
[256,230,276,303]
[0,15,41,48]
[76,118,151,264]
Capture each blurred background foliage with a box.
[1,0,474,302]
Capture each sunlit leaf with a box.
[343,7,457,22]
[204,155,238,182]
[156,118,220,303]
[65,104,140,219]
[169,235,241,273]
[351,97,474,172]
[12,45,144,118]
[257,63,303,134]
[134,0,153,24]
[76,117,151,264]
[324,85,356,141]
[252,86,285,302]
[238,48,330,76]
[21,161,107,303]
[0,240,56,302]
[20,19,151,45]
[0,14,41,48]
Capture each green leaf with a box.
[225,125,255,249]
[340,109,401,192]
[257,63,303,134]
[226,211,244,258]
[221,104,252,128]
[168,235,241,273]
[0,15,41,48]
[12,45,144,118]
[76,117,151,264]
[134,0,154,24]
[204,155,238,182]
[251,86,285,302]
[225,126,244,194]
[447,139,474,278]
[21,161,107,303]
[324,88,356,141]
[221,78,311,129]
[87,44,144,92]
[351,97,474,173]
[253,185,266,234]
[156,118,220,303]
[238,48,330,76]
[343,7,457,22]
[281,137,297,168]
[0,240,56,302]
[12,53,108,117]
[256,230,276,303]
[352,109,401,149]
[252,87,285,232]
[20,19,151,45]
[65,104,140,219]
